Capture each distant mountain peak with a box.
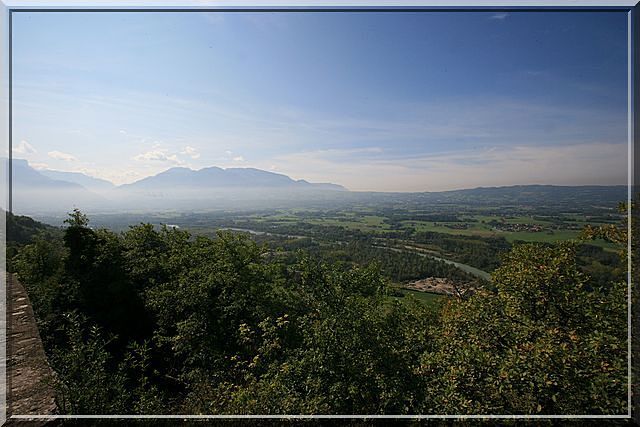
[119,166,347,191]
[39,169,115,192]
[8,158,107,214]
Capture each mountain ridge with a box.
[39,169,115,192]
[118,166,347,191]
[6,158,627,215]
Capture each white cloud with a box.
[181,145,200,159]
[134,150,168,162]
[166,154,182,164]
[490,13,509,20]
[48,150,78,162]
[133,149,186,166]
[225,150,233,156]
[15,140,37,155]
[29,162,49,170]
[232,156,245,162]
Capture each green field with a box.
[401,220,496,236]
[394,217,616,250]
[233,209,622,252]
[306,215,390,232]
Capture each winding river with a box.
[222,226,492,281]
[375,245,491,281]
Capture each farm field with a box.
[42,189,624,309]
[31,188,622,310]
[206,208,618,250]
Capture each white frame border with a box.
[0,1,635,422]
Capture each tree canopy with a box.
[9,209,628,415]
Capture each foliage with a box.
[9,209,628,415]
[52,312,129,414]
[420,243,627,414]
[5,210,62,272]
[413,231,511,271]
[580,202,629,258]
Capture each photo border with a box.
[0,1,637,423]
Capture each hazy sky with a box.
[12,11,628,191]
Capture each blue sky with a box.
[11,11,628,191]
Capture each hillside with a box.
[8,159,107,214]
[6,210,60,245]
[40,169,115,193]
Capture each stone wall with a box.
[6,274,57,424]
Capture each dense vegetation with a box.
[6,211,61,265]
[412,232,511,271]
[8,208,628,415]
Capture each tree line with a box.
[7,209,628,415]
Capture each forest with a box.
[6,207,629,415]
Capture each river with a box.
[221,227,491,281]
[374,245,491,281]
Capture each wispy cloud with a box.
[180,145,200,159]
[12,78,626,190]
[489,13,509,20]
[255,142,626,192]
[48,150,78,162]
[524,70,546,77]
[16,90,625,189]
[133,148,186,166]
[239,98,626,151]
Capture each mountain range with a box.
[8,159,106,214]
[7,159,346,213]
[117,166,346,191]
[5,158,627,215]
[39,169,116,193]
